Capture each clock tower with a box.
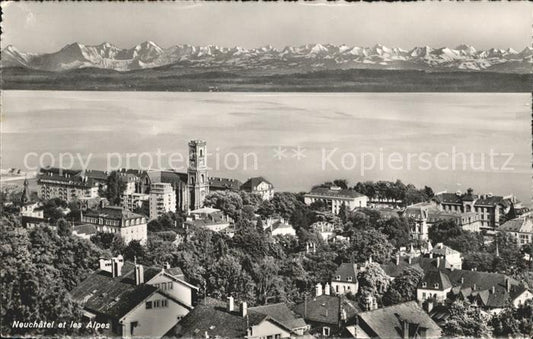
[187,140,209,210]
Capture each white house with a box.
[240,177,274,201]
[81,206,147,245]
[71,256,199,338]
[304,186,368,214]
[331,263,359,295]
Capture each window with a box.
[422,282,427,288]
[347,276,352,282]
[162,299,168,307]
[130,321,138,336]
[274,335,281,339]
[434,283,439,289]
[168,282,173,290]
[154,300,160,308]
[323,327,331,336]
[145,301,152,309]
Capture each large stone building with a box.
[433,189,516,228]
[37,167,103,201]
[304,186,368,214]
[81,206,147,244]
[403,201,482,240]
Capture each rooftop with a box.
[294,294,359,325]
[83,206,145,222]
[357,301,441,338]
[174,298,305,338]
[241,176,273,191]
[333,263,358,283]
[500,217,533,233]
[305,186,366,199]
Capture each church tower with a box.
[187,140,209,210]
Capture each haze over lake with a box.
[2,91,531,204]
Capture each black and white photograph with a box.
[1,1,532,338]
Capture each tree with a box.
[57,218,72,237]
[1,220,99,336]
[342,229,394,264]
[204,191,243,220]
[490,305,532,337]
[106,171,126,205]
[441,300,490,337]
[357,263,391,308]
[383,266,424,306]
[123,240,145,262]
[333,179,348,189]
[428,219,463,244]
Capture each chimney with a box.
[316,283,323,297]
[164,262,170,270]
[506,278,511,292]
[241,302,248,317]
[460,277,465,284]
[491,286,495,294]
[324,283,331,296]
[436,257,441,268]
[472,283,477,291]
[135,264,144,285]
[408,256,412,264]
[111,255,124,278]
[396,254,400,265]
[227,296,234,312]
[429,252,433,259]
[426,299,434,313]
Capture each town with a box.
[1,139,532,338]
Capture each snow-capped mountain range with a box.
[2,41,532,73]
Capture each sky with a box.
[1,1,531,53]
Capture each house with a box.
[351,301,442,338]
[304,186,368,214]
[173,297,308,338]
[267,217,296,237]
[184,207,231,232]
[417,270,453,303]
[293,283,359,337]
[433,190,516,228]
[209,177,242,192]
[70,256,199,338]
[499,216,533,246]
[311,221,335,241]
[417,266,532,314]
[240,177,274,201]
[430,242,463,270]
[81,206,147,245]
[331,263,359,295]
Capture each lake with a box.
[1,91,531,204]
